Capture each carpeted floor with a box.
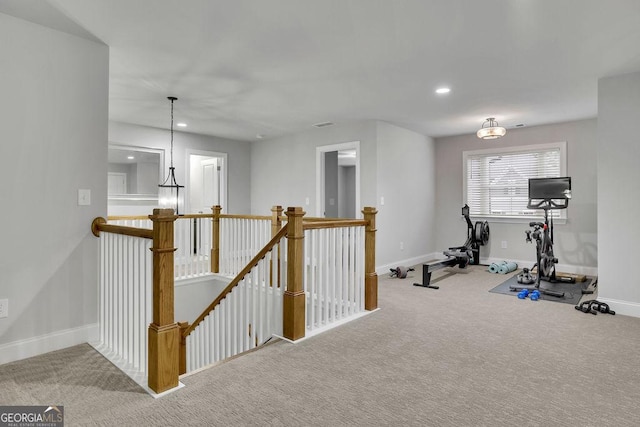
[2,265,640,426]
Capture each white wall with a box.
[250,120,436,268]
[0,13,108,359]
[434,119,598,273]
[250,120,378,215]
[109,121,252,214]
[376,121,436,269]
[597,71,640,316]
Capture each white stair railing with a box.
[185,227,287,373]
[304,225,365,333]
[219,217,272,277]
[174,215,212,279]
[94,228,153,386]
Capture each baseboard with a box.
[376,253,441,275]
[0,323,99,365]
[483,257,598,277]
[594,297,640,318]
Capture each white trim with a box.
[595,297,640,318]
[316,141,361,217]
[90,341,185,398]
[375,252,442,275]
[375,254,597,278]
[175,273,231,287]
[274,309,377,344]
[483,256,598,277]
[0,323,98,365]
[185,149,228,213]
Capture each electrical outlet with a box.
[400,241,404,250]
[501,240,508,249]
[0,299,8,318]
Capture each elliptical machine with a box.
[510,177,572,298]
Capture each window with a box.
[463,142,567,220]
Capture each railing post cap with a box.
[362,207,378,214]
[286,207,305,216]
[149,208,177,220]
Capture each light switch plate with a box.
[78,189,91,206]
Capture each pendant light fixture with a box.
[158,96,185,215]
[477,117,506,140]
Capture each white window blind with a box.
[463,142,566,219]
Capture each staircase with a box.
[90,205,378,395]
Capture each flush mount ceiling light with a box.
[435,87,451,94]
[477,117,506,140]
[158,96,185,215]
[176,122,187,128]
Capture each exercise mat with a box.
[489,273,595,305]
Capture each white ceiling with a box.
[4,0,640,141]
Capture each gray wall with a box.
[250,120,378,215]
[434,119,598,273]
[109,121,252,214]
[339,165,356,218]
[597,71,640,314]
[250,120,436,268]
[324,151,339,217]
[376,121,436,268]
[0,13,108,347]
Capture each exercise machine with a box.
[414,205,489,288]
[510,177,572,298]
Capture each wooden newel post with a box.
[178,321,189,375]
[271,206,283,287]
[148,208,180,394]
[211,205,221,273]
[271,205,283,237]
[363,207,378,311]
[283,207,306,341]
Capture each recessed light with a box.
[256,134,264,139]
[176,122,187,127]
[435,87,451,94]
[127,156,135,160]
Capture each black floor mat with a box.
[489,273,596,305]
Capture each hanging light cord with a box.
[169,96,176,169]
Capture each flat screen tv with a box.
[528,177,571,200]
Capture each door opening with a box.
[316,141,360,218]
[186,150,227,214]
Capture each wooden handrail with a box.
[303,216,350,222]
[92,217,153,239]
[303,219,368,230]
[183,225,288,338]
[107,215,149,221]
[218,214,272,220]
[178,213,213,219]
[107,213,276,221]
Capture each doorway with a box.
[316,141,360,218]
[186,150,227,213]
